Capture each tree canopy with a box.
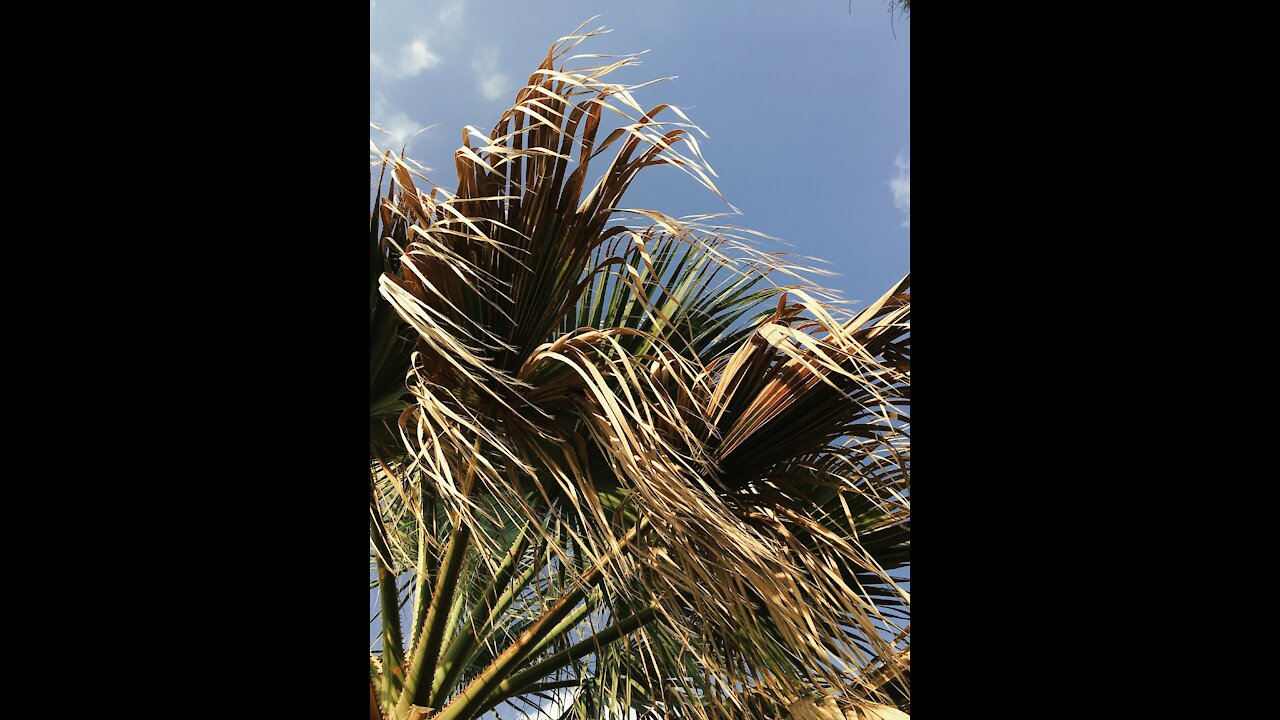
[370,23,910,720]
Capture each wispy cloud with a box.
[472,47,512,102]
[370,38,441,79]
[369,1,469,157]
[889,152,910,229]
[369,0,462,80]
[370,91,427,152]
[399,39,441,76]
[436,0,463,27]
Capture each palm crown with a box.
[370,23,910,720]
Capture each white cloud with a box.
[472,47,512,102]
[889,151,910,229]
[370,91,426,152]
[371,38,442,79]
[400,40,441,76]
[369,1,470,158]
[436,0,463,27]
[370,0,463,80]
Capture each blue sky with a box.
[370,0,909,309]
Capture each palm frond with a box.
[369,21,910,720]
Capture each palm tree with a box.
[369,23,910,720]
